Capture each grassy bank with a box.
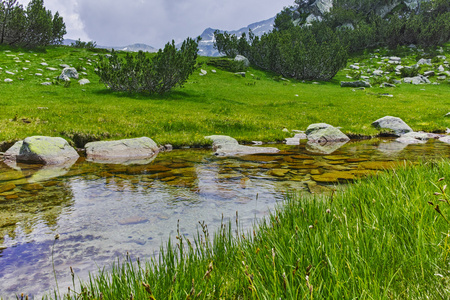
[0,45,449,150]
[42,160,449,299]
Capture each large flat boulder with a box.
[205,135,279,156]
[371,116,413,136]
[85,137,159,164]
[4,136,79,165]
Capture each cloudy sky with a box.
[18,0,294,48]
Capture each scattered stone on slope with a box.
[79,79,90,85]
[403,75,430,84]
[417,58,432,66]
[371,116,413,136]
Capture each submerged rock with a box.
[205,135,279,156]
[371,116,413,136]
[396,131,441,144]
[85,137,159,164]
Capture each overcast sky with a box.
[18,0,294,48]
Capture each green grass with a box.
[0,45,449,150]
[42,160,450,299]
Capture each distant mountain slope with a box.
[195,17,275,57]
[63,39,157,53]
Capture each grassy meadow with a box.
[1,44,450,299]
[0,44,449,150]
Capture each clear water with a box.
[0,139,449,298]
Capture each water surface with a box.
[0,138,449,298]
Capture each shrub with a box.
[400,66,419,78]
[96,38,199,94]
[71,39,97,50]
[206,58,246,72]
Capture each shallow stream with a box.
[0,138,449,298]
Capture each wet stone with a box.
[312,172,356,183]
[290,164,319,170]
[346,158,369,162]
[291,155,314,160]
[324,155,350,161]
[160,176,178,182]
[21,183,44,191]
[0,171,25,181]
[5,194,19,200]
[359,161,400,170]
[267,169,290,177]
[0,183,16,193]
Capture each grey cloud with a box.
[73,0,294,47]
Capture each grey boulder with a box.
[403,75,430,85]
[205,135,279,156]
[306,123,350,143]
[372,116,413,136]
[4,136,79,165]
[234,55,250,68]
[85,137,159,164]
[58,67,79,81]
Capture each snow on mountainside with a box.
[195,17,275,57]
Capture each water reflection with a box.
[0,139,449,298]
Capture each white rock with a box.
[373,70,384,76]
[40,62,48,66]
[4,78,13,82]
[6,71,15,75]
[78,79,90,85]
[35,73,42,76]
[41,82,52,86]
[200,69,207,75]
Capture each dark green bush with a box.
[400,66,419,78]
[71,38,97,50]
[206,58,246,72]
[96,38,199,94]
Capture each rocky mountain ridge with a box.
[296,0,430,25]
